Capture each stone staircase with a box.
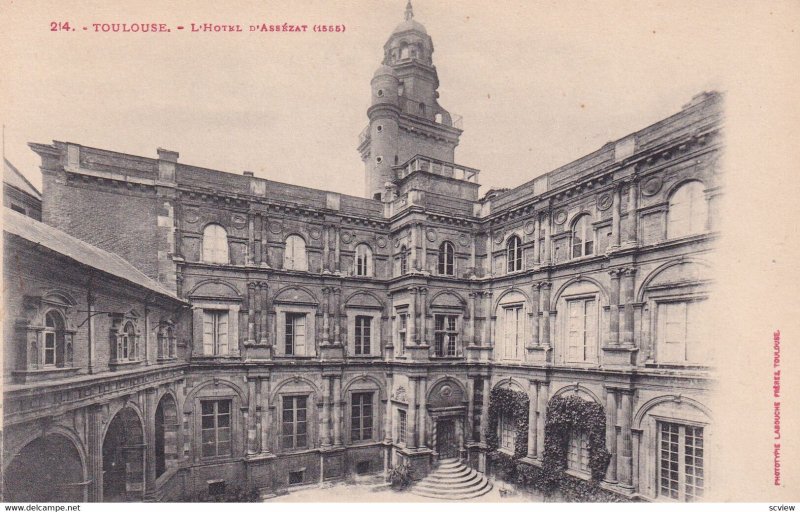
[411,458,492,500]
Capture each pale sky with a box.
[0,0,740,197]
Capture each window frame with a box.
[202,310,229,357]
[657,421,705,502]
[570,214,594,259]
[200,399,232,458]
[350,391,375,443]
[202,223,229,264]
[397,408,407,445]
[433,314,459,357]
[498,411,516,453]
[667,181,708,240]
[501,304,524,361]
[284,312,307,356]
[283,234,308,271]
[399,245,408,275]
[564,295,599,364]
[566,429,591,477]
[506,235,523,273]
[354,244,373,277]
[438,241,455,276]
[281,395,309,451]
[43,310,65,367]
[655,297,709,365]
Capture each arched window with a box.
[354,244,373,277]
[400,45,409,59]
[571,215,594,258]
[506,235,522,273]
[668,181,707,239]
[399,245,408,275]
[43,311,66,367]
[119,321,137,361]
[284,235,308,271]
[202,224,229,264]
[157,324,176,360]
[438,241,455,276]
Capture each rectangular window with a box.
[658,422,704,501]
[397,409,407,444]
[499,413,515,451]
[503,306,523,359]
[285,313,306,356]
[397,313,408,354]
[434,314,458,357]
[566,298,597,363]
[10,204,26,215]
[201,400,232,457]
[202,310,229,356]
[657,300,707,364]
[44,331,56,366]
[350,392,374,442]
[567,430,590,475]
[282,396,308,450]
[354,316,372,355]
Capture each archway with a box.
[155,394,179,479]
[102,407,144,501]
[4,434,85,502]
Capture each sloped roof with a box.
[3,158,41,200]
[3,208,181,302]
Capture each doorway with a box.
[436,419,458,459]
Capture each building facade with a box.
[5,3,722,503]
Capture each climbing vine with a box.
[485,386,529,460]
[542,395,611,486]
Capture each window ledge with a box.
[349,355,382,359]
[496,447,515,457]
[565,468,591,481]
[12,366,80,383]
[431,356,464,360]
[273,355,316,360]
[109,360,143,371]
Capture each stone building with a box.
[5,2,722,503]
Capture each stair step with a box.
[422,471,481,486]
[432,465,472,475]
[412,481,492,500]
[416,475,484,491]
[411,461,493,500]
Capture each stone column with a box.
[543,211,552,265]
[261,282,270,345]
[618,390,634,488]
[533,218,541,265]
[333,376,342,446]
[486,232,493,276]
[333,288,342,345]
[323,225,330,272]
[605,389,618,483]
[409,288,418,345]
[536,381,549,458]
[627,179,639,245]
[479,378,490,444]
[540,284,552,347]
[333,226,341,272]
[260,377,271,453]
[87,403,105,501]
[609,269,622,346]
[531,284,541,346]
[483,291,493,346]
[407,378,418,449]
[322,287,331,345]
[468,292,477,346]
[321,377,332,446]
[420,223,427,271]
[622,269,636,347]
[247,215,255,265]
[144,388,157,493]
[418,377,428,448]
[420,287,429,345]
[261,216,270,267]
[527,380,539,458]
[384,373,393,442]
[632,429,642,491]
[247,378,258,454]
[247,283,256,343]
[611,183,622,250]
[470,232,476,271]
[466,378,475,442]
[410,224,419,271]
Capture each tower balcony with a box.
[393,155,480,184]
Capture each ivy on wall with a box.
[485,386,529,460]
[542,394,611,484]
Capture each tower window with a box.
[419,103,426,115]
[376,156,383,164]
[377,125,383,132]
[377,89,384,97]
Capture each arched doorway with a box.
[155,394,179,478]
[102,407,144,501]
[4,434,85,502]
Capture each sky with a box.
[0,0,735,197]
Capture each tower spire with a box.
[405,0,414,21]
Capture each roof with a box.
[3,158,41,200]
[3,208,182,302]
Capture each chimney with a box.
[157,147,179,182]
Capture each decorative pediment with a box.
[393,386,408,403]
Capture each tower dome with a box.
[393,1,427,35]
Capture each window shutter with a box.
[217,312,229,355]
[203,311,214,355]
[295,315,306,355]
[585,299,597,361]
[567,300,580,361]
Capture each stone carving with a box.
[341,231,353,244]
[309,227,322,240]
[393,386,407,402]
[426,228,437,242]
[524,220,535,234]
[184,209,200,224]
[268,221,283,234]
[231,214,247,229]
[440,384,453,398]
[494,232,505,245]
[458,233,470,246]
[376,235,387,248]
[641,176,663,196]
[553,209,568,225]
[597,192,613,211]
